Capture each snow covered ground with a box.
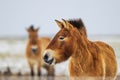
[0,35,120,76]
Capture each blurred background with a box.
[0,0,120,77]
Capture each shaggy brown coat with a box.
[26,26,54,76]
[45,19,117,80]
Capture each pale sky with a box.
[0,0,120,37]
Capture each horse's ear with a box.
[62,19,68,29]
[62,19,73,30]
[55,20,64,29]
[36,27,40,32]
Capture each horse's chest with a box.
[28,54,41,63]
[28,59,38,64]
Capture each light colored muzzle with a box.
[31,45,38,53]
[43,49,55,65]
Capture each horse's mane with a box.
[68,19,87,37]
[29,25,35,31]
[68,19,84,29]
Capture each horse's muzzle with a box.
[32,48,37,53]
[43,54,54,65]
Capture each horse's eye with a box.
[59,36,65,41]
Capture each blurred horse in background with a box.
[43,19,117,80]
[26,25,54,77]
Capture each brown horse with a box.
[43,19,117,80]
[26,25,54,76]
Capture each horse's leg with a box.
[37,62,41,76]
[47,66,55,80]
[28,62,34,76]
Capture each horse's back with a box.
[95,41,117,79]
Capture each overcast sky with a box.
[0,0,120,37]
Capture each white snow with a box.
[0,37,120,75]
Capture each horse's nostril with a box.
[44,54,49,61]
[44,54,54,65]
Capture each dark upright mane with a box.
[68,19,84,29]
[29,25,35,31]
[68,19,87,37]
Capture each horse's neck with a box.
[70,40,94,72]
